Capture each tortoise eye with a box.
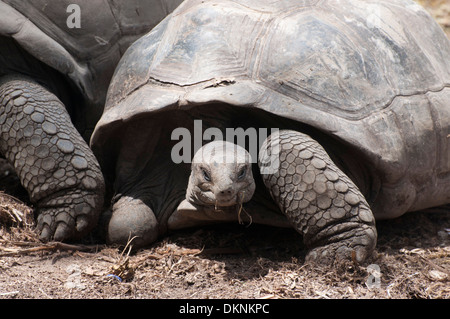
[237,167,247,180]
[202,168,211,182]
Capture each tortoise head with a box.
[186,141,255,208]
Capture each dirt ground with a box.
[0,0,449,300]
[0,160,449,300]
[0,198,449,299]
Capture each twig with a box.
[0,291,19,296]
[260,294,276,299]
[0,239,40,247]
[419,256,450,275]
[0,242,100,257]
[237,191,252,227]
[107,235,139,282]
[0,192,33,227]
[201,247,244,255]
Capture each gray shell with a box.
[92,0,450,219]
[0,0,182,108]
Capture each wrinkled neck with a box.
[185,171,202,205]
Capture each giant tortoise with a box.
[91,0,450,263]
[0,0,182,241]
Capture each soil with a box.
[0,171,449,300]
[0,0,449,300]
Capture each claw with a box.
[39,224,52,242]
[54,222,70,241]
[76,215,89,233]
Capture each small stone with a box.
[212,263,223,273]
[428,270,448,281]
[184,273,197,285]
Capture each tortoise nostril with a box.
[216,187,235,198]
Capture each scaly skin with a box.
[259,130,377,263]
[0,76,105,241]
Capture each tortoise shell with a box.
[92,0,450,221]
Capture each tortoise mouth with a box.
[216,195,239,206]
[213,196,240,208]
[194,189,250,208]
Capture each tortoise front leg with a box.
[0,75,105,241]
[106,195,158,248]
[259,130,377,264]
